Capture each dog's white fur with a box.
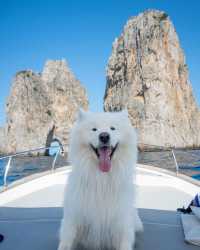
[58,110,143,250]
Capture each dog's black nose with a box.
[99,132,110,144]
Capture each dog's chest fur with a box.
[67,164,134,225]
[65,166,133,248]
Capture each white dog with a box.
[58,109,143,250]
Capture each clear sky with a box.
[0,0,200,126]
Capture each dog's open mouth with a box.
[90,143,118,172]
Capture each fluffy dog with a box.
[58,109,143,250]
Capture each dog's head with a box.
[69,109,137,173]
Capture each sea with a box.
[0,155,69,187]
[0,149,200,187]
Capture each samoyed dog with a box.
[58,109,143,250]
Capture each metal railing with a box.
[0,144,67,187]
[171,149,179,174]
[138,143,179,173]
[0,143,181,188]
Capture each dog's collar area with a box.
[90,143,119,159]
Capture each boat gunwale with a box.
[0,166,70,193]
[0,164,199,194]
[140,164,200,187]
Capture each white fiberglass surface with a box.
[0,166,198,211]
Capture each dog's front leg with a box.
[58,219,77,250]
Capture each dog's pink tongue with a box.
[98,148,112,172]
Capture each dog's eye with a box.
[92,128,97,131]
[110,127,116,130]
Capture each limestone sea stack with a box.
[0,127,6,155]
[2,60,88,154]
[104,10,200,148]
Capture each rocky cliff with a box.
[0,127,6,154]
[104,10,200,148]
[2,59,88,154]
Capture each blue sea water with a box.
[0,158,40,186]
[0,160,5,186]
[0,155,69,187]
[179,165,200,170]
[138,149,200,181]
[192,174,200,180]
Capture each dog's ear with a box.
[77,108,87,121]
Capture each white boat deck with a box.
[0,165,199,250]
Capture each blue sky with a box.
[0,0,200,126]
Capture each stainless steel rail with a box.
[0,144,67,187]
[51,147,61,171]
[138,143,179,174]
[3,156,12,187]
[171,149,179,174]
[0,145,65,160]
[0,143,180,187]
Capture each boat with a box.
[0,145,199,250]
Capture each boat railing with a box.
[138,144,200,180]
[138,143,180,174]
[0,143,183,188]
[171,149,179,174]
[0,144,68,187]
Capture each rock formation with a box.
[104,10,200,148]
[0,127,6,155]
[2,59,88,154]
